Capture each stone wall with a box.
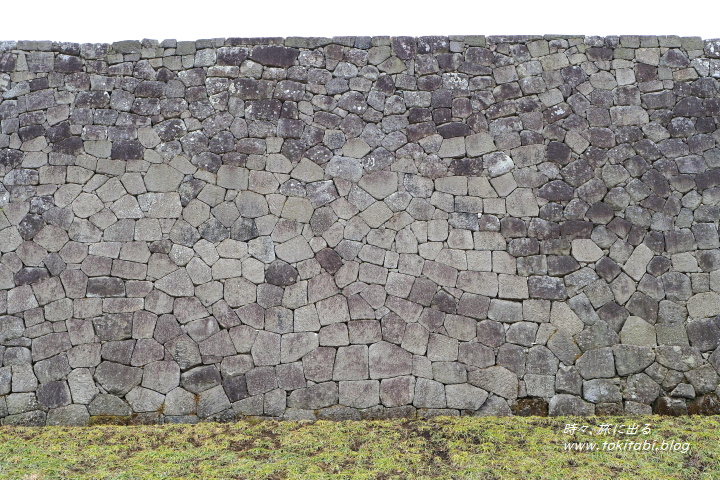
[1,35,720,425]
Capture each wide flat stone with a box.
[687,292,720,319]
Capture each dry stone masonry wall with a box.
[2,35,720,425]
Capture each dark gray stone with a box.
[181,366,222,394]
[94,362,142,396]
[111,140,144,160]
[687,318,720,352]
[87,277,125,297]
[528,276,567,300]
[249,45,300,67]
[93,314,132,341]
[36,380,71,409]
[583,378,622,403]
[265,261,299,286]
[316,248,344,274]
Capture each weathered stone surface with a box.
[583,378,622,403]
[687,318,720,352]
[281,333,319,363]
[613,345,655,376]
[445,383,488,410]
[3,37,720,423]
[655,345,703,372]
[576,348,615,379]
[379,376,415,407]
[142,361,180,394]
[548,394,595,416]
[685,365,719,395]
[538,180,574,202]
[620,316,656,346]
[249,45,300,67]
[623,244,654,281]
[468,366,518,400]
[88,394,132,417]
[265,261,299,286]
[339,380,379,408]
[47,404,90,426]
[94,362,142,396]
[197,385,231,418]
[528,276,567,300]
[32,333,72,361]
[369,342,412,379]
[687,293,720,319]
[287,382,338,409]
[0,315,24,343]
[413,378,446,408]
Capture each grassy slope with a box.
[0,416,719,479]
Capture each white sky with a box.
[5,0,720,43]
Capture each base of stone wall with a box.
[4,394,720,427]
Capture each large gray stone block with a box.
[369,341,412,379]
[468,366,518,400]
[287,382,338,409]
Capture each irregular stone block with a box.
[142,361,180,394]
[548,394,594,416]
[413,378,446,408]
[94,362,142,396]
[468,365,518,400]
[249,45,299,67]
[369,341,412,379]
[576,347,615,379]
[287,382,338,409]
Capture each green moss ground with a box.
[1,415,719,479]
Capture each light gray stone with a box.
[126,387,165,413]
[468,366,518,400]
[94,361,142,396]
[623,244,654,281]
[142,361,180,394]
[576,347,615,379]
[369,341,412,379]
[339,380,379,408]
[613,345,655,376]
[524,374,556,397]
[144,164,184,192]
[88,394,132,417]
[583,378,622,403]
[413,377,446,408]
[287,382,338,409]
[333,345,369,380]
[687,292,720,319]
[548,394,594,416]
[620,316,656,346]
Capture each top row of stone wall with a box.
[2,35,720,425]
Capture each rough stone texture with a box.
[2,35,720,423]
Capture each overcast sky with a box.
[4,0,720,43]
